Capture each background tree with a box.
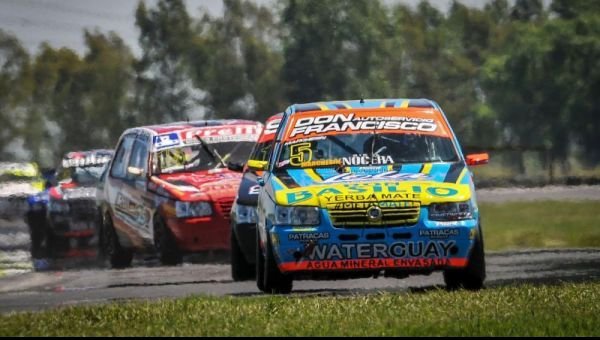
[134,0,199,123]
[0,29,30,160]
[190,0,285,120]
[0,0,599,177]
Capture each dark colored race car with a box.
[44,150,113,253]
[97,120,263,268]
[230,113,282,281]
[25,170,54,258]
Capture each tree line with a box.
[0,0,598,172]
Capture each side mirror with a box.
[247,160,268,172]
[127,166,144,177]
[227,162,245,173]
[466,153,489,166]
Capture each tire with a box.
[45,228,66,258]
[444,225,486,291]
[154,216,182,266]
[101,213,133,269]
[97,213,107,263]
[231,227,255,281]
[26,212,47,259]
[256,229,266,292]
[259,229,292,294]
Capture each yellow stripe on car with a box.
[304,169,323,183]
[422,163,433,174]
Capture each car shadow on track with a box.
[228,254,600,298]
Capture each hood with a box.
[0,181,44,198]
[271,163,472,207]
[152,168,242,201]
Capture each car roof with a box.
[62,149,114,159]
[130,119,262,135]
[0,162,39,174]
[287,98,439,113]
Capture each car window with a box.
[249,141,273,162]
[128,139,149,177]
[110,134,136,179]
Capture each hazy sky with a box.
[0,0,511,56]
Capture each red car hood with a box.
[151,168,242,201]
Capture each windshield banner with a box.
[153,124,263,152]
[62,153,112,168]
[282,109,450,142]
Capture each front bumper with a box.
[268,208,479,274]
[47,199,99,238]
[166,214,231,252]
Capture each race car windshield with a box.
[155,141,256,174]
[63,166,105,186]
[277,133,459,168]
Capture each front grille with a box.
[327,201,420,228]
[217,198,234,220]
[69,199,97,218]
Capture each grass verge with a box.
[479,201,600,251]
[1,282,599,336]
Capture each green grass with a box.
[480,201,600,251]
[471,154,600,181]
[1,282,598,336]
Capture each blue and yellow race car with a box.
[250,99,489,294]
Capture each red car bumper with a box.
[165,215,231,252]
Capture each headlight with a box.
[274,206,320,226]
[176,201,212,218]
[428,201,472,221]
[235,204,258,224]
[48,200,69,213]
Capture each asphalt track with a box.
[0,249,598,314]
[0,185,599,314]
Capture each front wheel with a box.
[231,227,255,281]
[26,212,47,258]
[258,228,292,294]
[101,213,133,269]
[443,226,485,290]
[154,216,182,266]
[256,229,266,292]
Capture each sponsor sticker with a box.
[299,258,454,270]
[62,155,111,168]
[264,118,282,136]
[288,232,330,241]
[153,133,180,150]
[322,172,430,184]
[289,113,438,138]
[419,228,460,239]
[305,241,457,260]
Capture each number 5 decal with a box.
[289,143,313,166]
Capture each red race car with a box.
[97,120,263,267]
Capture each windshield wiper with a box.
[194,135,227,169]
[370,131,378,164]
[76,166,100,184]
